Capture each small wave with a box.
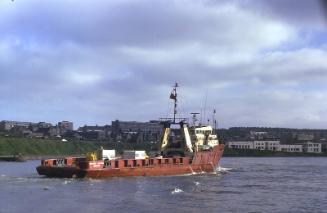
[43,187,50,190]
[63,180,72,185]
[171,187,184,194]
[216,166,233,172]
[191,171,207,175]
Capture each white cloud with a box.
[68,72,101,85]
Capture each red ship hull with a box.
[36,144,224,178]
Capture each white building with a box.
[227,140,324,153]
[227,141,281,151]
[277,144,302,153]
[302,142,322,153]
[253,141,266,150]
[227,140,308,153]
[264,141,280,151]
[227,141,254,149]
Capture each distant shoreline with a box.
[223,148,327,157]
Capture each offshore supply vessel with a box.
[36,84,224,178]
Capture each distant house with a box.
[0,120,32,131]
[250,131,268,140]
[58,121,73,134]
[49,126,61,138]
[111,120,163,143]
[293,133,314,141]
[77,125,111,140]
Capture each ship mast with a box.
[213,109,217,134]
[170,82,178,123]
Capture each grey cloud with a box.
[237,0,326,27]
[0,0,327,128]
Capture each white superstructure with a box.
[194,126,219,150]
[102,149,116,160]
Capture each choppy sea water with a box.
[1,157,327,213]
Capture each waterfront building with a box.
[227,141,253,149]
[302,142,322,153]
[263,141,280,151]
[227,141,281,151]
[276,144,303,152]
[227,140,307,153]
[253,141,266,150]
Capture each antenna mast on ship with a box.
[191,112,200,128]
[213,109,217,134]
[170,82,178,123]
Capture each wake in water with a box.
[216,166,233,173]
[63,180,73,185]
[171,187,184,194]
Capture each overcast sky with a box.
[1,0,327,129]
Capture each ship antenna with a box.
[202,89,208,126]
[191,112,200,135]
[190,112,200,128]
[170,82,178,123]
[213,109,217,134]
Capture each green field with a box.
[0,137,98,156]
[0,137,154,157]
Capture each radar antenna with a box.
[170,82,178,123]
[190,112,200,128]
